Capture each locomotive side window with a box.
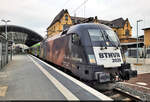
[72,34,80,45]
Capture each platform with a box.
[120,57,150,99]
[0,54,112,100]
[124,73,150,95]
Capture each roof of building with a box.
[47,9,130,30]
[71,16,86,21]
[71,16,128,28]
[0,25,43,47]
[142,27,150,30]
[138,35,144,38]
[98,20,111,25]
[71,16,96,24]
[120,42,143,46]
[47,9,68,29]
[111,18,126,28]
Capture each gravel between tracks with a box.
[115,82,150,101]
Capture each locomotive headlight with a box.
[88,55,96,64]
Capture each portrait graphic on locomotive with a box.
[30,23,137,89]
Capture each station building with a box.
[142,27,150,48]
[0,25,43,69]
[47,9,135,43]
[121,28,150,58]
[47,9,72,37]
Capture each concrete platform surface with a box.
[122,57,150,97]
[121,73,150,98]
[126,57,150,74]
[0,54,112,101]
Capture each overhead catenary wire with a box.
[59,0,71,10]
[71,0,88,15]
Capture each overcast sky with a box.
[0,0,150,38]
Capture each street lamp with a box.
[45,30,48,38]
[1,19,11,63]
[1,20,11,39]
[136,19,143,64]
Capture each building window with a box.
[125,29,129,36]
[72,20,75,24]
[126,22,128,27]
[63,24,70,30]
[65,15,68,21]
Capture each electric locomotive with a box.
[39,23,137,88]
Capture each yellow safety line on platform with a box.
[0,86,8,97]
[29,55,113,101]
[28,55,79,101]
[134,63,143,66]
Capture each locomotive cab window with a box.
[88,29,103,41]
[88,28,119,47]
[72,34,81,45]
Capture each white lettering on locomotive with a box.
[99,53,120,58]
[93,47,123,68]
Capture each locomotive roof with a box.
[67,23,114,46]
[46,23,112,42]
[67,23,112,34]
[69,23,111,30]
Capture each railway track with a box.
[101,88,143,101]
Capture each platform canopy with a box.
[0,25,43,47]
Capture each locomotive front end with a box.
[87,24,137,84]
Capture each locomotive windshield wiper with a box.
[98,32,106,50]
[98,26,107,49]
[102,30,119,49]
[102,30,115,47]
